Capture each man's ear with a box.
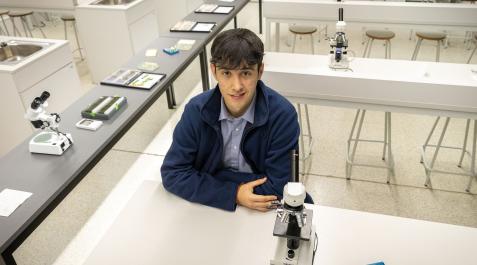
[210,64,218,80]
[258,63,264,79]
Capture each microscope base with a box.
[270,225,317,265]
[29,131,73,155]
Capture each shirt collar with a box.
[219,93,256,123]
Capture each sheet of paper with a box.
[0,189,33,217]
[214,6,234,14]
[145,49,157,57]
[192,23,215,32]
[176,39,196,51]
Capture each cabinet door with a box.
[129,12,159,54]
[20,63,83,115]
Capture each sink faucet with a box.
[0,42,7,48]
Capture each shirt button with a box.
[234,146,237,150]
[235,128,239,131]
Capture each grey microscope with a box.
[270,150,318,265]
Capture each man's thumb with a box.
[250,177,267,187]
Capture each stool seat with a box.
[366,30,395,40]
[8,11,33,17]
[289,25,317,35]
[0,10,9,15]
[416,31,446,41]
[60,15,75,21]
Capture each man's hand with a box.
[236,177,278,212]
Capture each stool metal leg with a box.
[73,22,84,60]
[347,110,366,179]
[310,34,314,54]
[297,103,305,163]
[0,15,9,36]
[20,17,33,38]
[386,112,395,182]
[11,17,21,36]
[63,20,68,40]
[411,38,423,60]
[382,112,388,160]
[467,45,476,64]
[366,39,374,58]
[388,40,392,59]
[31,14,46,38]
[362,37,370,57]
[421,117,440,163]
[465,120,476,192]
[436,39,441,62]
[458,119,471,168]
[424,117,450,188]
[292,33,297,53]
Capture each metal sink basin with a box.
[0,41,48,65]
[92,0,137,5]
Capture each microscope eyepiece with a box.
[40,91,50,102]
[31,97,42,110]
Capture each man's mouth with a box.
[230,92,246,100]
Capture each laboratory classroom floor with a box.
[12,2,477,265]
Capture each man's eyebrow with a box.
[217,66,255,70]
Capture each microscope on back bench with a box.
[270,150,318,265]
[24,91,73,155]
[329,7,349,70]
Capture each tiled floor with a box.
[9,1,477,265]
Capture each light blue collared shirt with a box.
[219,95,256,173]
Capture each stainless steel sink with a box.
[0,41,48,65]
[92,0,137,5]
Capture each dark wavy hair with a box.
[210,28,264,70]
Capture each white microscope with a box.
[329,8,349,70]
[24,91,73,155]
[270,150,318,265]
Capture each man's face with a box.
[211,63,264,118]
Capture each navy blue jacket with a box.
[161,80,313,211]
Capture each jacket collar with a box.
[201,80,269,128]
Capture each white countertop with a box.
[262,52,477,118]
[0,36,68,73]
[83,180,477,265]
[264,52,477,87]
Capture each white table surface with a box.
[83,180,477,265]
[261,52,477,119]
[263,0,477,51]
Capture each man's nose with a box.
[231,74,243,91]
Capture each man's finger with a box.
[250,194,277,202]
[248,177,267,188]
[251,201,273,209]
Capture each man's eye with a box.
[242,71,252,76]
[222,71,230,76]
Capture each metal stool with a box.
[362,30,395,59]
[61,15,84,60]
[411,31,446,62]
[421,118,476,192]
[8,11,46,38]
[289,25,315,162]
[347,30,396,182]
[289,25,317,54]
[0,10,10,36]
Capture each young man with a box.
[161,28,312,212]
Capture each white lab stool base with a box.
[346,110,395,183]
[420,118,476,192]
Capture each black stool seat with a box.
[416,31,446,41]
[366,30,395,40]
